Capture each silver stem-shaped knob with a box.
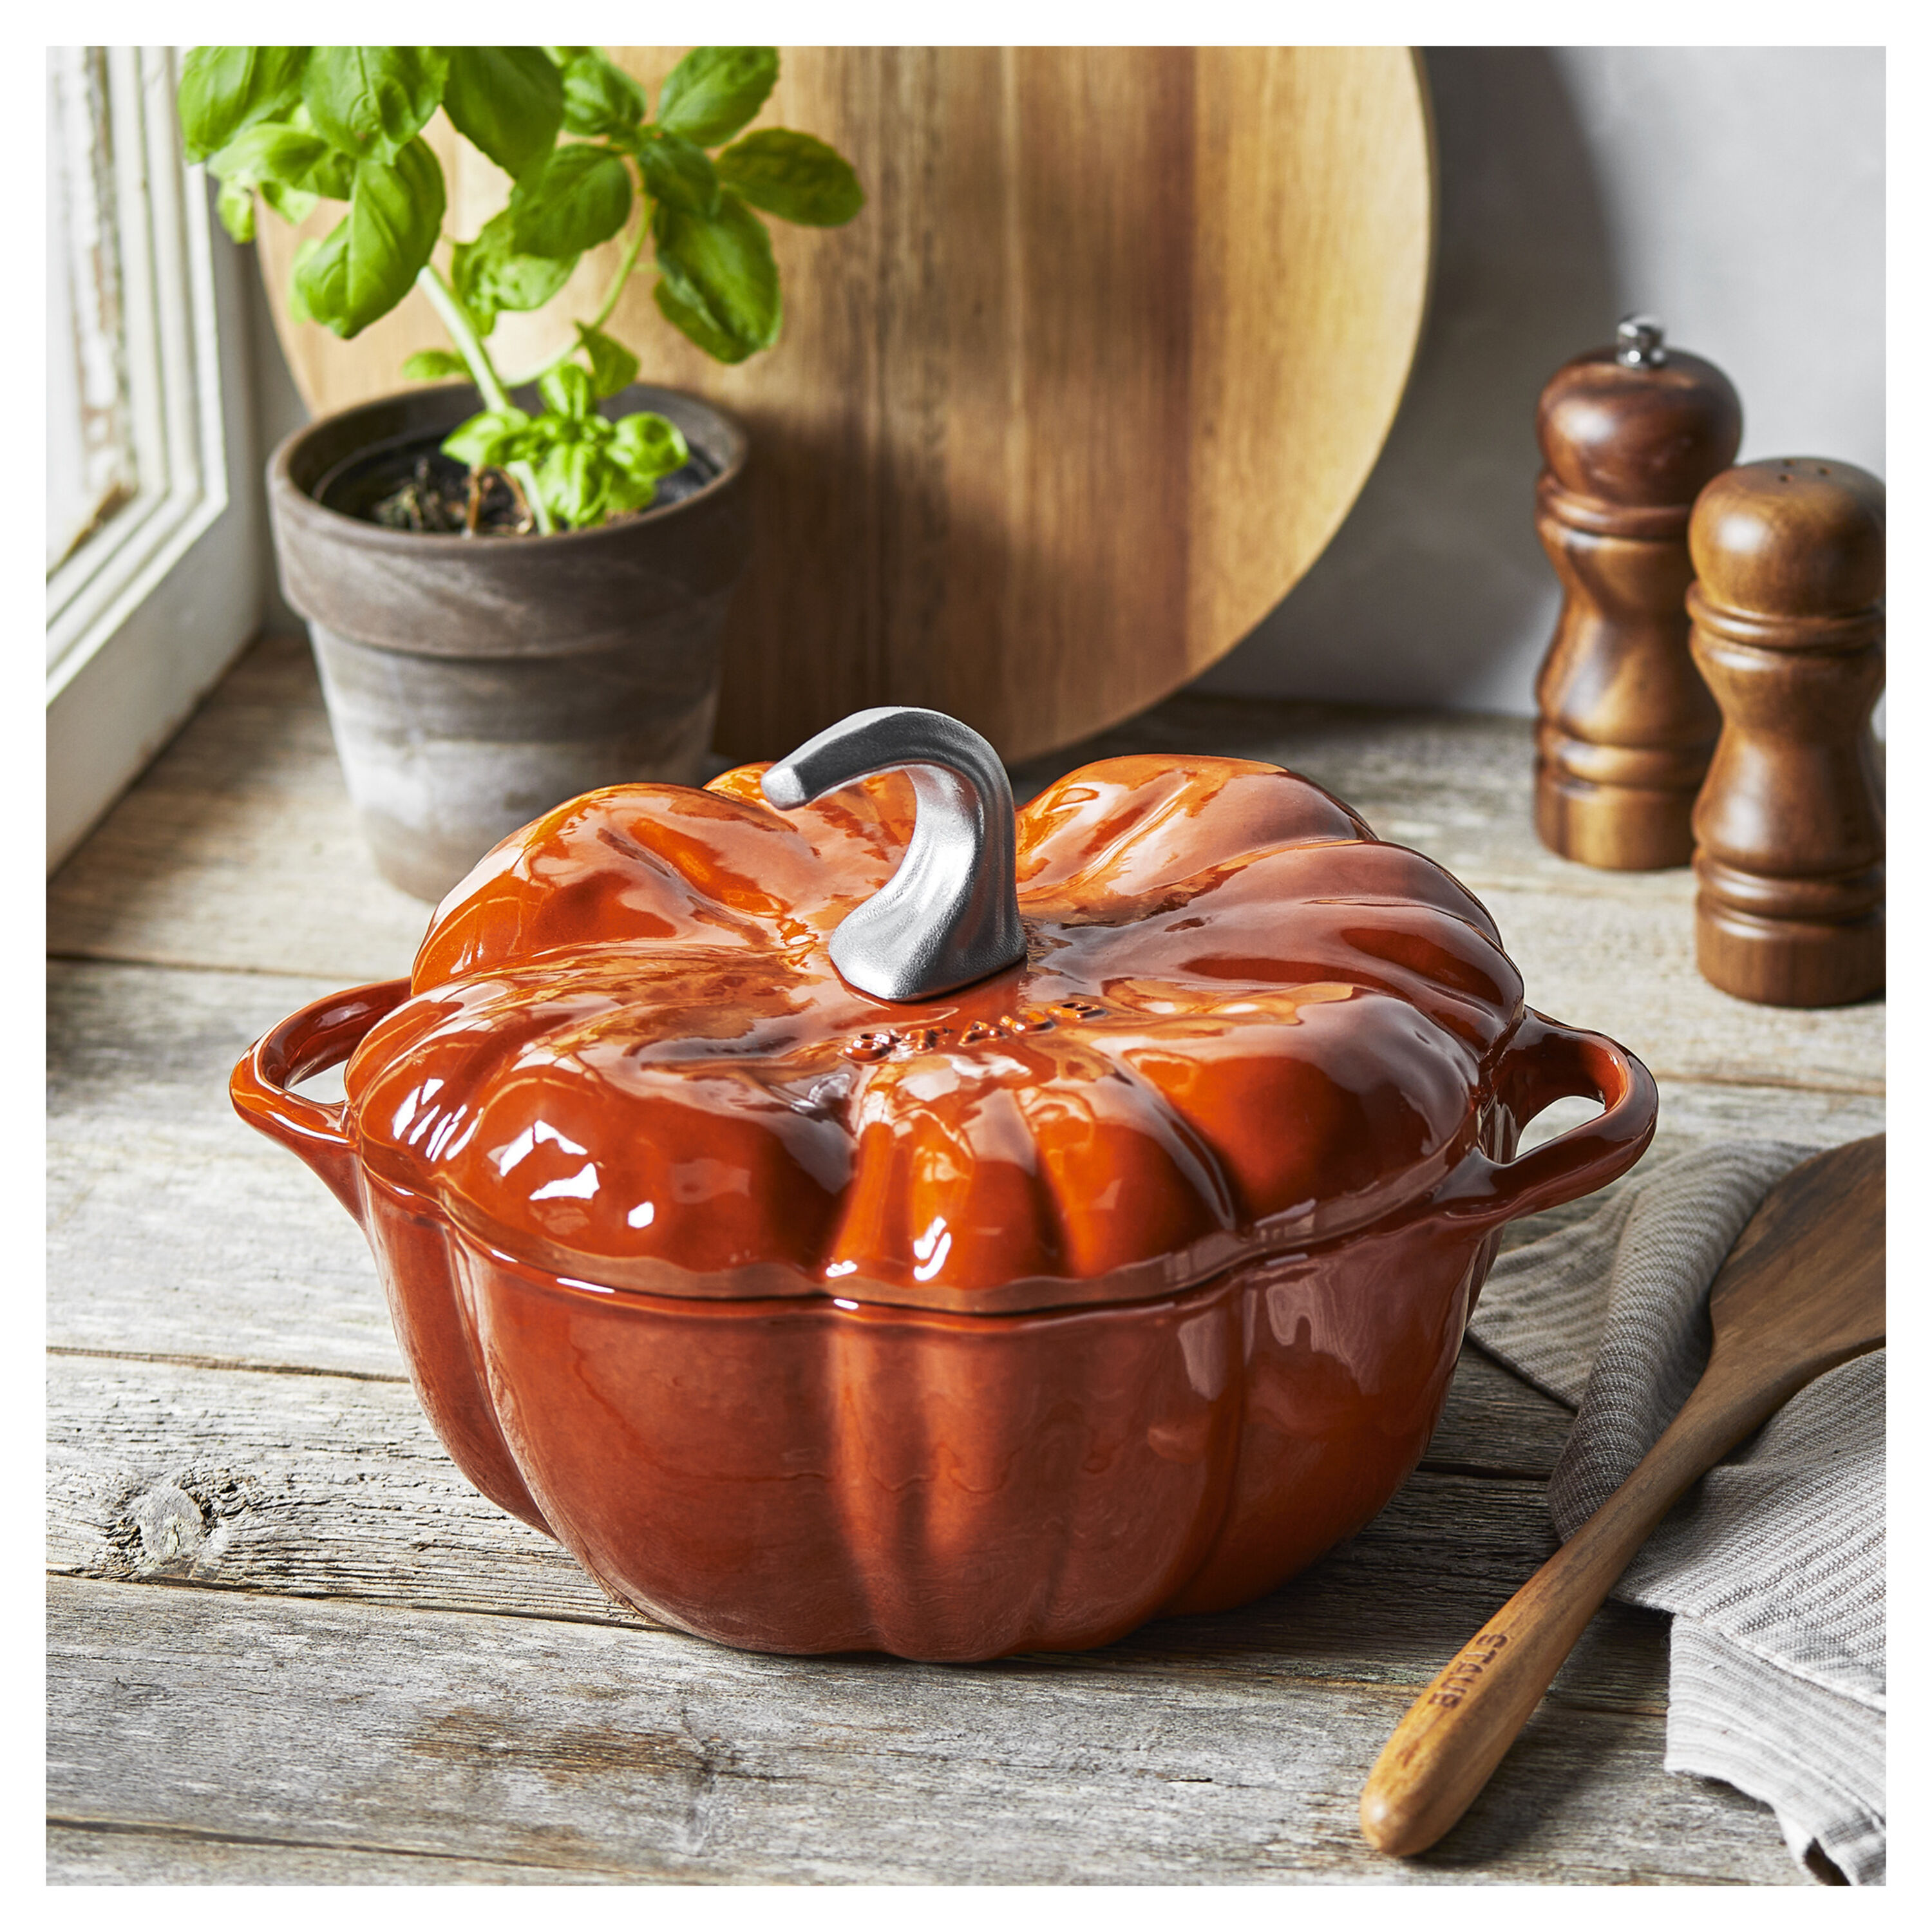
[761,706,1028,1002]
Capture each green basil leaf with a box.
[216,178,257,243]
[639,133,719,216]
[299,138,356,200]
[448,244,498,334]
[536,440,609,528]
[207,122,356,205]
[538,363,596,421]
[652,277,754,365]
[652,192,780,359]
[655,46,778,147]
[715,128,863,227]
[451,209,578,336]
[265,182,321,223]
[574,324,640,399]
[258,179,317,225]
[601,469,661,516]
[178,47,308,163]
[291,139,446,337]
[560,54,647,138]
[301,47,448,164]
[544,48,592,70]
[442,406,533,469]
[610,410,689,482]
[285,236,323,325]
[509,144,633,256]
[290,227,343,326]
[402,348,470,381]
[444,47,564,179]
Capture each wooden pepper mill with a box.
[1689,458,1885,1007]
[1533,316,1743,868]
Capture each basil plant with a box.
[180,46,863,532]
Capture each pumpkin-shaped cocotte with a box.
[346,752,1526,1313]
[236,710,1655,1658]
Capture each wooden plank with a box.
[1479,886,1881,1094]
[47,636,431,983]
[48,1824,611,1886]
[1430,1350,1571,1475]
[48,960,403,1376]
[47,1578,1796,1884]
[47,1352,1663,1705]
[1603,1078,1884,1149]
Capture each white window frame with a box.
[46,44,263,872]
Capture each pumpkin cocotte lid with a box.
[345,710,1526,1315]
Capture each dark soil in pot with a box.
[317,431,722,536]
[268,382,750,904]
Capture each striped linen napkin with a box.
[1468,1141,1886,1886]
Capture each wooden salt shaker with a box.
[1689,458,1885,1007]
[1534,316,1743,868]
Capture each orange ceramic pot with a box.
[234,732,1655,1660]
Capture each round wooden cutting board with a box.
[258,48,1435,762]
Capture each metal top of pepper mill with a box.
[1615,314,1668,368]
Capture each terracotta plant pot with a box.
[267,382,750,902]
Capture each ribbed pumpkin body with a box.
[234,748,1656,1658]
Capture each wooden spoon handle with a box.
[1358,1379,1772,1857]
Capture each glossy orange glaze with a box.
[346,757,1529,1314]
[233,751,1659,1659]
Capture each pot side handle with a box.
[1432,1010,1659,1230]
[230,978,413,1221]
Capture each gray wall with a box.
[1194,46,1886,715]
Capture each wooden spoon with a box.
[1359,1133,1885,1859]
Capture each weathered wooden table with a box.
[48,638,1883,1884]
